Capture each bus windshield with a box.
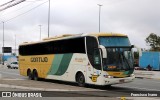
[99,36,133,71]
[103,48,134,71]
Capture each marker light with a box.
[104,75,113,78]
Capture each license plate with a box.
[119,79,125,83]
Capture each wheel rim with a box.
[79,75,84,84]
[33,71,38,81]
[28,71,32,80]
[77,74,85,86]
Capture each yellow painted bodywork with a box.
[88,33,127,37]
[107,71,128,78]
[19,55,54,78]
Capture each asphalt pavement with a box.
[0,64,160,100]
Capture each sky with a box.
[0,0,160,54]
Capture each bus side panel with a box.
[47,53,89,82]
[47,54,73,76]
[46,53,104,85]
[19,55,55,78]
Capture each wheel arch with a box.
[27,68,31,76]
[75,71,85,82]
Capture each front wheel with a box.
[76,73,85,87]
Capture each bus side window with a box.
[94,49,101,65]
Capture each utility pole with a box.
[97,4,102,33]
[39,25,42,40]
[15,34,16,55]
[48,0,50,38]
[2,22,4,65]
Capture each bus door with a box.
[86,48,102,83]
[92,48,102,82]
[86,36,102,83]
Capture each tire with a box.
[27,70,33,80]
[7,66,11,69]
[76,73,85,87]
[104,85,112,89]
[33,70,38,81]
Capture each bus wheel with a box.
[76,72,85,87]
[27,69,32,80]
[33,70,38,81]
[104,85,112,89]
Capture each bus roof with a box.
[88,33,127,37]
[19,33,127,46]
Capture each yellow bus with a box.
[19,33,136,86]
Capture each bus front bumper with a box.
[103,74,135,85]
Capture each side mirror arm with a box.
[99,45,107,58]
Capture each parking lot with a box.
[0,64,160,100]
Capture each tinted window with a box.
[99,36,131,47]
[86,36,101,70]
[12,62,18,64]
[19,37,85,55]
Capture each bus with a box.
[19,33,138,86]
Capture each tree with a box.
[158,36,160,47]
[133,52,139,67]
[134,52,139,59]
[145,33,160,51]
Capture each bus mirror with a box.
[99,45,107,58]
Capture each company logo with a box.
[30,57,48,62]
[1,92,42,98]
[2,92,11,97]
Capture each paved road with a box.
[0,65,160,100]
[0,68,25,80]
[0,65,160,91]
[114,78,160,91]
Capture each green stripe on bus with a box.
[58,54,73,75]
[48,54,64,75]
[48,54,73,75]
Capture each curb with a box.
[0,83,104,92]
[135,77,160,80]
[0,83,74,91]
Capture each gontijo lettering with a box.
[31,57,48,62]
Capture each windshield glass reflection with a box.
[103,48,134,71]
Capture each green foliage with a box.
[134,52,139,59]
[145,33,160,51]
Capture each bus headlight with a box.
[104,75,113,78]
[130,74,134,77]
